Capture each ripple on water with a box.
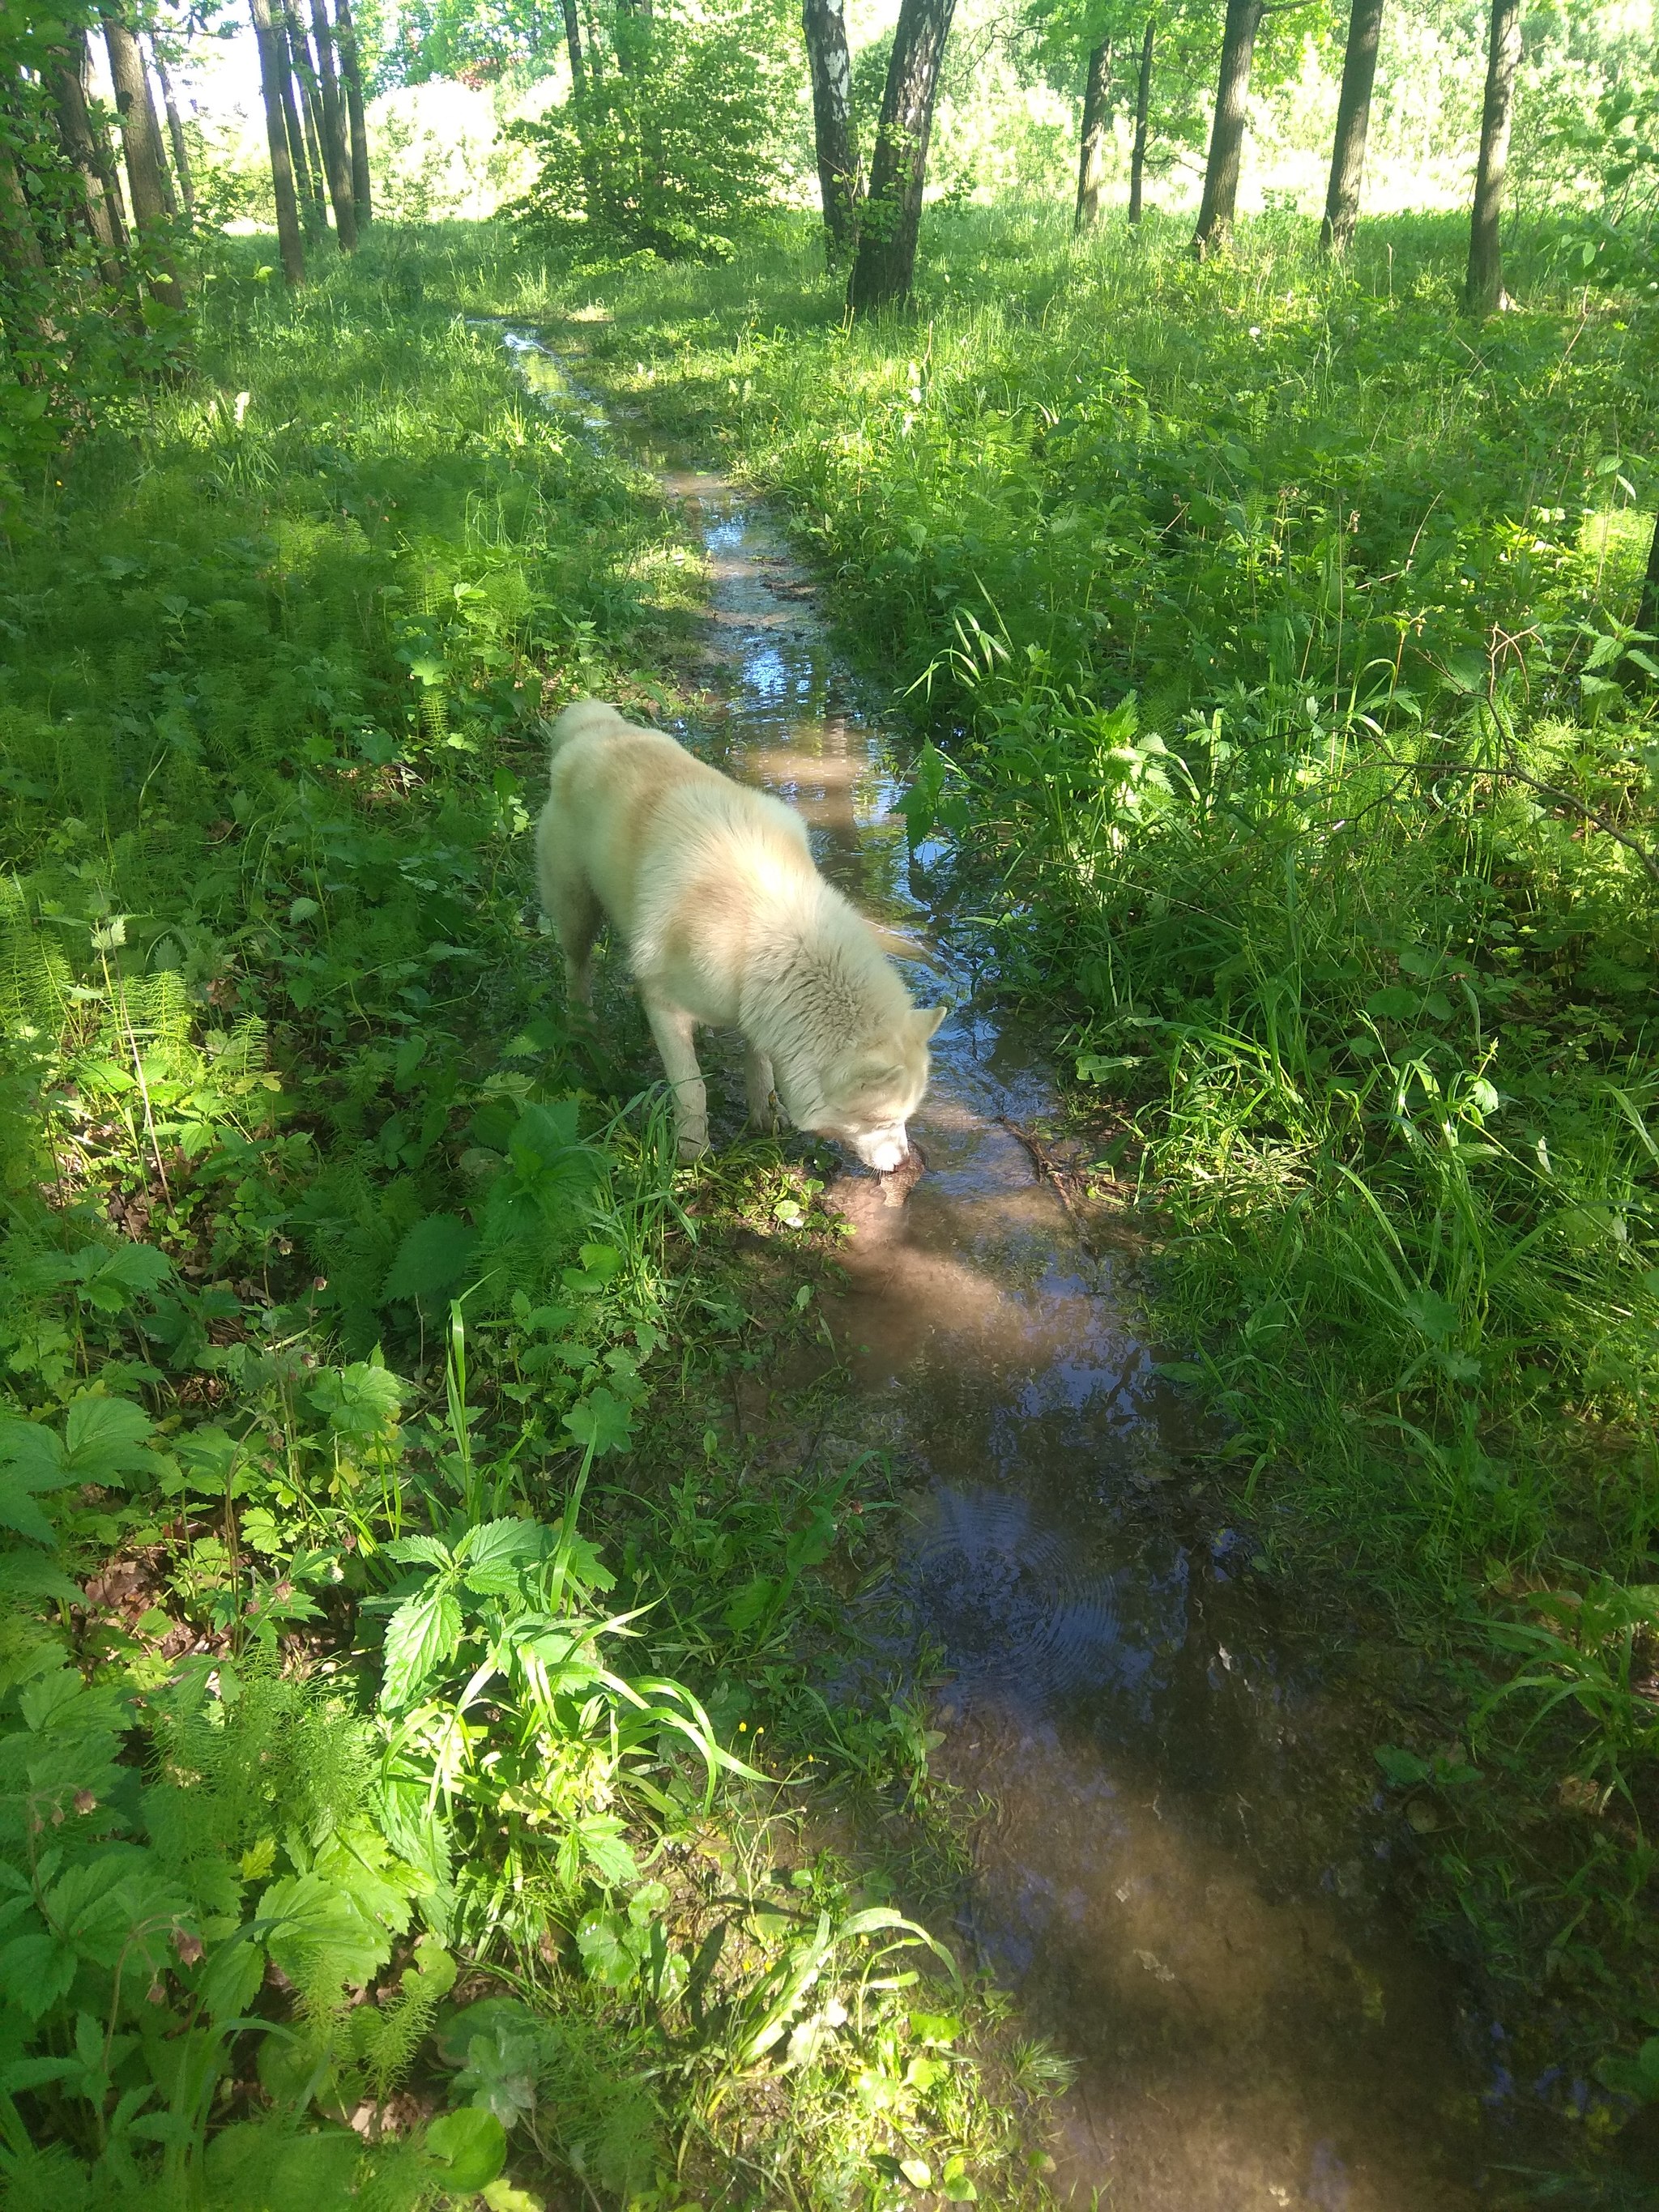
[910,1487,1150,1710]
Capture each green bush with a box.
[510,0,793,262]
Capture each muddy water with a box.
[499,330,1496,2209]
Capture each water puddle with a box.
[495,326,1508,2209]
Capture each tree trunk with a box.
[804,0,859,257]
[281,1,331,240]
[148,39,196,221]
[560,0,586,90]
[1074,37,1113,233]
[1192,0,1263,258]
[307,0,359,249]
[99,9,186,307]
[46,36,127,279]
[249,0,306,285]
[1463,0,1520,315]
[1320,0,1384,252]
[0,136,47,280]
[847,0,957,314]
[1128,18,1154,224]
[333,0,372,228]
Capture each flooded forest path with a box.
[497,325,1503,2211]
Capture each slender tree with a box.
[1463,0,1520,314]
[1128,15,1154,223]
[147,36,195,221]
[249,0,305,284]
[1320,0,1383,252]
[847,0,957,314]
[333,0,371,228]
[803,0,859,257]
[281,0,330,238]
[307,0,358,248]
[1074,36,1114,232]
[1191,0,1264,257]
[98,7,186,306]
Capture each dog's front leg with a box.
[743,1044,779,1134]
[643,998,710,1161]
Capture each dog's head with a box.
[809,1003,945,1173]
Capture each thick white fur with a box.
[535,699,943,1167]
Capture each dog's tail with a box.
[544,697,625,758]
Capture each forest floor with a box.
[1,207,1657,2210]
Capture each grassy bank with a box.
[0,227,1060,2209]
[501,203,1659,2120]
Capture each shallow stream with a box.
[499,326,1504,2209]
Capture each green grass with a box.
[505,200,1659,2120]
[0,224,1060,2210]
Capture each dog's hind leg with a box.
[643,996,710,1161]
[546,873,603,1015]
[743,1043,778,1134]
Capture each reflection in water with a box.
[498,331,1495,2210]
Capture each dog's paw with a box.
[676,1133,711,1164]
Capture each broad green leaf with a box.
[258,1871,393,1988]
[577,1815,638,1888]
[308,1360,406,1441]
[459,1518,551,1593]
[381,1584,463,1709]
[0,1929,77,2018]
[562,1386,633,1457]
[71,1242,171,1313]
[424,2106,507,2190]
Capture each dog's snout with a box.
[856,1128,911,1174]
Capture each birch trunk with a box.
[803,0,859,257]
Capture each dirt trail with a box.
[501,326,1503,2210]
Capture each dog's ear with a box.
[914,1002,948,1040]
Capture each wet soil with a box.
[497,326,1518,2210]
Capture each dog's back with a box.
[539,700,813,956]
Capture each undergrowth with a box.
[0,226,1060,2209]
[507,202,1659,2135]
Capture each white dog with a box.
[535,700,942,1168]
